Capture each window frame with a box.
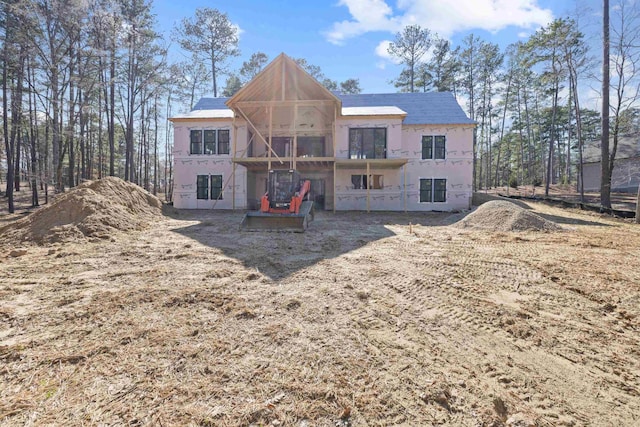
[190,130,203,155]
[434,136,446,159]
[349,128,387,159]
[419,178,447,203]
[421,135,446,160]
[419,178,432,203]
[217,130,230,155]
[421,136,433,160]
[210,175,223,200]
[203,130,217,155]
[196,174,209,199]
[190,129,230,155]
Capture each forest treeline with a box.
[1,0,639,214]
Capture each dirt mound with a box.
[454,200,562,232]
[1,177,163,244]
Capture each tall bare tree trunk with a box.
[601,0,611,208]
[2,31,15,213]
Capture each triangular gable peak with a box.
[227,53,341,106]
[226,54,341,168]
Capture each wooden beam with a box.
[233,100,337,107]
[333,161,336,214]
[293,104,298,170]
[281,58,286,101]
[333,105,337,157]
[268,105,273,170]
[366,161,370,213]
[232,115,237,210]
[235,106,283,165]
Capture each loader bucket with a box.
[240,201,314,232]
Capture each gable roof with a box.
[226,53,340,106]
[191,92,473,125]
[583,135,640,163]
[339,92,474,125]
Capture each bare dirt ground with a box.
[1,198,640,426]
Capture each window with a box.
[190,130,203,155]
[197,175,208,199]
[421,135,446,159]
[197,175,223,200]
[419,179,432,202]
[421,136,433,159]
[204,130,216,154]
[434,136,446,159]
[218,130,230,154]
[210,175,223,200]
[297,136,325,157]
[351,174,383,190]
[191,129,230,155]
[349,128,386,159]
[434,178,446,202]
[420,178,447,202]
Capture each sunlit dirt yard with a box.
[1,200,639,426]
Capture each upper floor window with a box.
[191,129,230,155]
[349,128,386,159]
[191,130,203,155]
[421,135,446,159]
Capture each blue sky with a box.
[154,0,603,95]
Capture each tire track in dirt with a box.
[328,231,637,425]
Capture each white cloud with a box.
[518,31,530,38]
[374,40,397,62]
[326,0,554,44]
[232,23,244,39]
[325,0,400,44]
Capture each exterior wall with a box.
[173,117,474,212]
[403,124,474,211]
[172,119,249,209]
[581,157,640,192]
[334,119,473,211]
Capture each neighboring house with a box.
[580,136,640,193]
[169,53,475,212]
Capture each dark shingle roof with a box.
[193,97,229,110]
[338,92,474,125]
[192,91,474,126]
[582,136,640,163]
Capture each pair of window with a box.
[420,179,446,203]
[190,130,230,155]
[197,175,223,200]
[422,135,446,159]
[351,174,383,190]
[349,128,387,159]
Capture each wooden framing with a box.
[366,161,370,213]
[236,106,283,165]
[268,105,273,170]
[232,115,237,210]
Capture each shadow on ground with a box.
[535,212,611,227]
[170,209,458,280]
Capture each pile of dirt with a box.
[0,177,163,244]
[454,200,562,232]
